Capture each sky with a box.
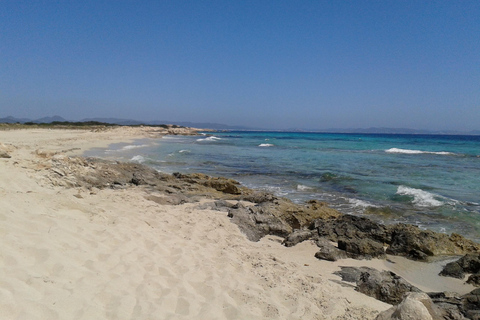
[1,1,479,131]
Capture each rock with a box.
[334,266,375,283]
[457,254,480,273]
[172,172,242,195]
[335,267,421,305]
[313,215,388,259]
[242,191,277,203]
[227,206,291,241]
[440,254,480,280]
[338,237,386,259]
[283,229,316,247]
[0,151,11,158]
[314,238,347,261]
[376,292,442,320]
[256,198,340,231]
[428,292,466,320]
[468,274,480,287]
[440,261,466,279]
[314,214,390,244]
[145,194,188,205]
[462,288,480,319]
[387,225,479,260]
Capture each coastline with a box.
[0,127,477,319]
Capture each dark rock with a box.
[428,291,465,320]
[227,206,291,241]
[457,254,480,273]
[387,225,479,260]
[335,267,421,305]
[283,229,316,247]
[440,254,480,281]
[0,151,11,158]
[334,266,375,283]
[462,288,480,319]
[314,214,389,244]
[468,274,480,287]
[314,238,347,261]
[338,237,386,259]
[440,262,465,279]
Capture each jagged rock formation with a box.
[440,254,480,286]
[40,153,480,262]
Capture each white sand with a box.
[0,127,469,319]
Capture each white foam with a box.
[396,186,443,207]
[258,144,274,147]
[130,155,145,163]
[297,184,312,191]
[196,136,222,142]
[348,198,379,208]
[178,150,190,153]
[385,148,454,155]
[122,144,149,150]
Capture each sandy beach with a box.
[0,127,475,320]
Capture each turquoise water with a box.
[91,132,480,241]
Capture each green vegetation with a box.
[0,121,187,130]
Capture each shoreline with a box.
[1,127,478,319]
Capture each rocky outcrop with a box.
[335,267,421,305]
[41,154,340,242]
[41,153,480,260]
[440,254,480,286]
[226,203,292,241]
[311,215,480,261]
[314,238,347,261]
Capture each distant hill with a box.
[81,118,255,130]
[80,117,144,126]
[1,115,478,134]
[33,115,68,123]
[0,116,32,123]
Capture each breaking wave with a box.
[385,148,454,155]
[259,144,274,147]
[196,136,222,142]
[396,186,443,207]
[130,155,146,163]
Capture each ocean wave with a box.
[178,150,190,153]
[297,184,312,191]
[130,155,146,163]
[122,144,149,150]
[396,186,443,207]
[196,136,222,142]
[348,198,379,208]
[385,148,454,155]
[259,143,274,147]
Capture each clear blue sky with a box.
[1,1,479,130]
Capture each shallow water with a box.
[87,131,480,241]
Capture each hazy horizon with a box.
[1,1,479,131]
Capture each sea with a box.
[87,131,480,242]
